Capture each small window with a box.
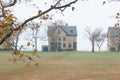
[63,43,66,48]
[68,43,71,48]
[50,42,54,50]
[58,36,61,41]
[63,37,66,41]
[110,47,116,52]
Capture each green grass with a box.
[38,51,120,60]
[1,51,120,80]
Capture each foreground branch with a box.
[3,0,17,8]
[0,0,78,44]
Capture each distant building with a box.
[45,25,77,51]
[107,27,120,52]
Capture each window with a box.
[63,37,66,41]
[50,42,54,50]
[68,43,71,48]
[63,43,66,48]
[58,36,61,41]
[57,42,61,51]
[110,47,116,52]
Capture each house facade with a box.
[48,26,77,51]
[107,27,120,52]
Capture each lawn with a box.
[0,51,120,80]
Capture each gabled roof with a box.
[64,26,77,36]
[47,25,77,37]
[108,27,120,37]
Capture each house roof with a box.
[108,27,120,37]
[64,26,77,36]
[47,25,77,37]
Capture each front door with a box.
[57,42,61,51]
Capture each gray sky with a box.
[12,0,120,51]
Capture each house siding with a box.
[107,27,120,52]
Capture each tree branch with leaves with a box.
[0,0,78,45]
[0,0,78,65]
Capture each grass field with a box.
[0,51,120,80]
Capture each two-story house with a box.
[47,25,77,51]
[107,27,120,52]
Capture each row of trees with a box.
[11,20,66,52]
[10,20,107,52]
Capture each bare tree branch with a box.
[15,0,78,30]
[3,0,17,8]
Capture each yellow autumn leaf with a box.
[27,42,30,46]
[3,26,9,32]
[19,53,24,58]
[38,10,42,15]
[5,14,14,23]
[19,26,23,32]
[46,13,49,17]
[7,14,13,19]
[4,43,9,48]
[116,16,119,19]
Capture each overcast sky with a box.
[12,0,120,51]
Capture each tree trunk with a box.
[55,42,58,51]
[35,39,37,51]
[98,47,101,52]
[15,36,19,50]
[34,30,38,52]
[92,40,95,52]
[53,42,56,51]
